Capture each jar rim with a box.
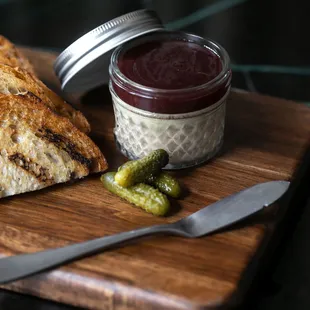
[110,30,231,95]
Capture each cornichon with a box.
[114,149,169,188]
[146,172,182,198]
[118,160,182,198]
[101,172,170,216]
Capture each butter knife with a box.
[0,180,289,284]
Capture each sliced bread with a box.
[0,93,107,198]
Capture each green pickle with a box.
[101,172,170,216]
[118,158,182,198]
[147,172,182,198]
[114,149,169,188]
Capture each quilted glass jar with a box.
[109,31,231,169]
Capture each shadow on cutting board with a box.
[224,139,310,310]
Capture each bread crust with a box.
[0,35,36,74]
[0,63,91,133]
[0,36,91,134]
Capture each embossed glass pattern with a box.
[110,86,228,169]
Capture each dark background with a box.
[0,0,309,309]
[0,0,309,104]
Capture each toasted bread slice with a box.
[0,35,35,74]
[0,63,91,133]
[0,35,91,133]
[0,93,107,198]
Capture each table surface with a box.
[0,48,309,310]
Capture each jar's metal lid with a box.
[54,9,164,93]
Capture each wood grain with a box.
[0,47,309,310]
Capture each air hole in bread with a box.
[6,86,27,95]
[62,154,70,164]
[9,124,16,130]
[7,86,19,95]
[44,152,59,164]
[11,134,21,143]
[17,87,27,95]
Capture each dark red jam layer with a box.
[114,39,230,114]
[118,40,222,89]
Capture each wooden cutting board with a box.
[0,47,309,310]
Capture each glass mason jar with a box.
[109,31,231,169]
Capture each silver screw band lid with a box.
[54,9,163,93]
